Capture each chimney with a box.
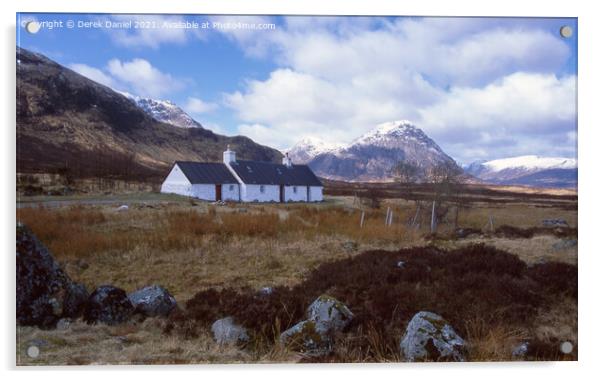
[223,145,236,164]
[282,152,293,168]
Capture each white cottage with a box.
[161,147,323,202]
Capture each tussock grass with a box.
[168,244,577,362]
[16,196,577,364]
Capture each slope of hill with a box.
[464,155,577,188]
[290,120,460,182]
[16,47,281,180]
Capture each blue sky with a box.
[17,13,577,164]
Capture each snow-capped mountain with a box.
[464,155,577,188]
[121,93,202,129]
[286,137,340,164]
[290,120,460,182]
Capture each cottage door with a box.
[216,184,222,201]
[279,185,284,203]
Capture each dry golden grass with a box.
[439,234,577,266]
[16,194,577,364]
[17,318,254,365]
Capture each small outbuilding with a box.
[161,147,323,202]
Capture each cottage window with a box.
[293,186,297,193]
[260,185,265,193]
[229,184,234,191]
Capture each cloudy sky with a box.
[17,14,577,164]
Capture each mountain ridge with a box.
[464,155,577,188]
[288,120,461,182]
[16,47,282,180]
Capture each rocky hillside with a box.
[16,47,281,180]
[464,155,577,188]
[289,120,460,182]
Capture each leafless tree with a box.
[426,161,464,231]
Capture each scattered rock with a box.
[341,241,358,253]
[527,257,548,268]
[280,320,331,356]
[399,311,466,362]
[56,318,71,330]
[259,287,274,296]
[512,341,530,360]
[84,285,134,325]
[16,223,88,328]
[397,261,405,268]
[62,282,89,318]
[552,239,578,251]
[542,219,569,228]
[211,317,249,345]
[306,295,354,334]
[280,295,354,356]
[455,228,481,239]
[128,285,177,318]
[116,205,129,212]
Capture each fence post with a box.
[430,201,437,234]
[489,215,494,232]
[385,207,391,226]
[360,211,365,228]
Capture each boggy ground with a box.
[16,193,578,364]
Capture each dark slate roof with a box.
[174,161,238,184]
[229,160,323,186]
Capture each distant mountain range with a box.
[463,156,577,188]
[287,120,461,182]
[16,47,577,189]
[16,47,281,180]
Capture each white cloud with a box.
[418,73,577,161]
[68,63,118,88]
[225,68,442,149]
[220,16,576,161]
[183,97,218,114]
[68,58,185,99]
[106,58,184,98]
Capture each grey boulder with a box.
[128,285,177,317]
[400,311,466,362]
[211,317,249,345]
[306,295,354,334]
[280,295,354,356]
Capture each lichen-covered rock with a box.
[211,317,249,345]
[399,311,466,362]
[279,320,332,356]
[306,295,354,334]
[84,285,134,325]
[280,295,354,356]
[128,285,177,317]
[16,223,88,328]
